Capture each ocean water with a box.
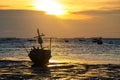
[0,38,120,64]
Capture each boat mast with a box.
[50,38,52,51]
[37,28,43,49]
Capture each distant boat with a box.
[27,38,36,42]
[28,29,52,67]
[92,37,103,44]
[78,38,86,41]
[64,40,69,43]
[92,38,97,43]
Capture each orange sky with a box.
[0,0,120,38]
[0,0,119,19]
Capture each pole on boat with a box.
[37,28,43,49]
[50,38,52,51]
[22,43,29,54]
[19,39,29,54]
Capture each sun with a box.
[33,0,66,16]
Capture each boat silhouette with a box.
[28,29,52,67]
[92,37,103,44]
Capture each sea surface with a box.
[0,37,120,64]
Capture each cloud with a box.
[70,9,120,15]
[58,0,120,14]
[0,10,120,38]
[0,5,10,9]
[0,10,67,37]
[25,5,34,8]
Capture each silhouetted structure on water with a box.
[92,37,103,44]
[28,29,51,67]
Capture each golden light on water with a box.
[33,0,66,16]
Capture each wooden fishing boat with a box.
[29,49,51,67]
[28,29,52,67]
[92,37,103,44]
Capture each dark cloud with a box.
[100,7,120,10]
[71,9,120,15]
[0,10,65,37]
[0,10,120,38]
[0,5,10,8]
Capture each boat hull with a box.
[28,49,51,67]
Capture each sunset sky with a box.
[0,0,120,38]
